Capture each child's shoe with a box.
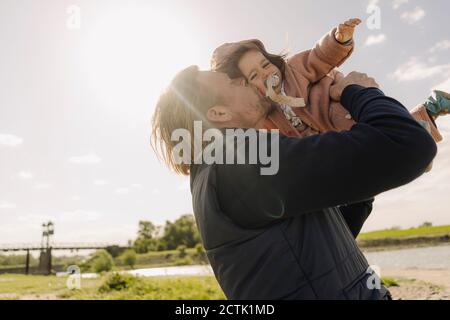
[424,90,450,118]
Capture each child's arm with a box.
[287,18,361,84]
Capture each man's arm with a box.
[216,85,437,229]
[339,199,374,238]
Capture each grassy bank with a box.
[0,273,225,300]
[357,225,450,251]
[1,272,405,300]
[0,272,415,300]
[358,225,450,240]
[114,248,207,270]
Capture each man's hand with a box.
[335,18,362,44]
[330,71,379,101]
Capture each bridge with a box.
[0,221,131,275]
[0,242,131,275]
[0,242,126,252]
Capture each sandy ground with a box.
[383,268,450,300]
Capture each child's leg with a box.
[410,104,443,143]
[410,90,450,143]
[410,90,450,172]
[424,90,450,119]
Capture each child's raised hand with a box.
[335,18,362,44]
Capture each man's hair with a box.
[151,66,223,175]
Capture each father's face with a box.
[197,71,273,128]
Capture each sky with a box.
[1,0,450,246]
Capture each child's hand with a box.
[335,18,362,44]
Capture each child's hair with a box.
[214,40,288,80]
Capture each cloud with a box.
[17,213,53,225]
[17,171,34,180]
[94,179,108,186]
[16,209,102,226]
[368,0,379,8]
[60,224,136,244]
[365,34,387,46]
[392,0,408,10]
[59,210,102,223]
[428,40,450,54]
[178,179,190,191]
[400,7,425,24]
[131,183,142,188]
[432,78,450,92]
[365,138,450,231]
[0,201,16,209]
[69,154,102,165]
[391,58,450,82]
[115,188,130,195]
[0,133,23,147]
[34,183,51,190]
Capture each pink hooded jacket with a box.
[211,28,442,142]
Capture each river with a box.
[363,244,450,269]
[65,244,450,279]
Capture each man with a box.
[151,67,436,299]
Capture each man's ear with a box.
[206,106,232,123]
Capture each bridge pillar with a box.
[25,249,30,275]
[38,248,52,275]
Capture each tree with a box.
[122,249,137,269]
[133,237,156,254]
[195,243,207,264]
[133,220,158,253]
[177,245,187,258]
[195,243,205,255]
[420,222,433,228]
[138,220,156,239]
[87,250,115,273]
[162,214,201,250]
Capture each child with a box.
[211,18,448,145]
[210,18,450,237]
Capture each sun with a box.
[80,4,206,110]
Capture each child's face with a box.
[238,50,282,97]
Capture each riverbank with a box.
[1,269,448,300]
[358,234,450,251]
[382,268,450,300]
[357,225,450,251]
[364,244,450,299]
[0,273,226,300]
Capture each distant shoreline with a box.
[358,234,450,252]
[357,224,450,252]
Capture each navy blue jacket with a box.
[190,85,437,299]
